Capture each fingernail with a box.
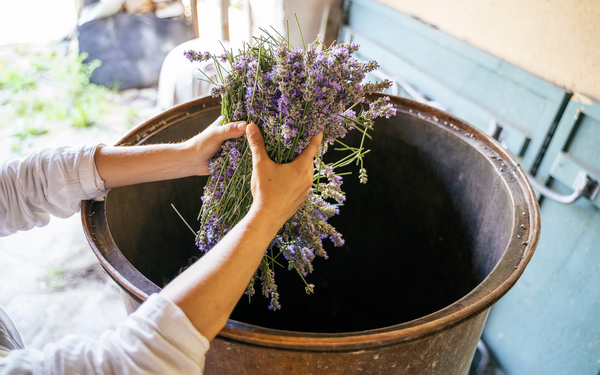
[236,121,246,131]
[246,124,257,136]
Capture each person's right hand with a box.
[182,116,248,176]
[246,123,323,232]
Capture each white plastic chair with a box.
[156,38,230,110]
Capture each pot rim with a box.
[82,94,540,351]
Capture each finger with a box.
[294,131,324,165]
[246,124,268,165]
[204,116,246,135]
[214,120,247,140]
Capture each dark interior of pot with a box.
[106,105,512,333]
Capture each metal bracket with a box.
[487,120,531,158]
[487,120,504,141]
[527,170,600,205]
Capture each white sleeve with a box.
[0,145,108,237]
[0,294,210,375]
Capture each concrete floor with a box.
[0,87,160,351]
[0,214,126,349]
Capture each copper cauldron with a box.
[82,94,540,374]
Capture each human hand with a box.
[246,123,323,231]
[183,116,247,175]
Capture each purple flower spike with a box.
[188,27,396,310]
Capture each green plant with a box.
[0,45,131,154]
[126,107,138,122]
[11,123,49,141]
[44,266,66,290]
[10,122,49,154]
[0,60,37,93]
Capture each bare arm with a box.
[94,117,247,188]
[160,124,323,341]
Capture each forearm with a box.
[94,118,247,189]
[94,143,199,189]
[158,123,321,341]
[159,207,280,341]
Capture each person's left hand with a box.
[246,123,323,231]
[183,116,248,175]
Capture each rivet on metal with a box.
[520,224,526,229]
[500,168,504,172]
[517,235,521,239]
[522,241,529,245]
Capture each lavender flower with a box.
[188,30,396,310]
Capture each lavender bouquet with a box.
[184,29,395,310]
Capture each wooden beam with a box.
[220,0,230,41]
[191,0,200,39]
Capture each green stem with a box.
[171,204,196,237]
[294,14,306,50]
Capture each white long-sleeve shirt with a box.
[0,145,210,374]
[0,145,106,236]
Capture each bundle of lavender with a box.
[184,29,395,310]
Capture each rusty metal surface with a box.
[81,94,540,374]
[206,311,488,375]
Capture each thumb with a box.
[215,120,247,140]
[293,130,323,165]
[246,123,268,165]
[206,116,246,143]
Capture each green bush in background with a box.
[0,45,135,154]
